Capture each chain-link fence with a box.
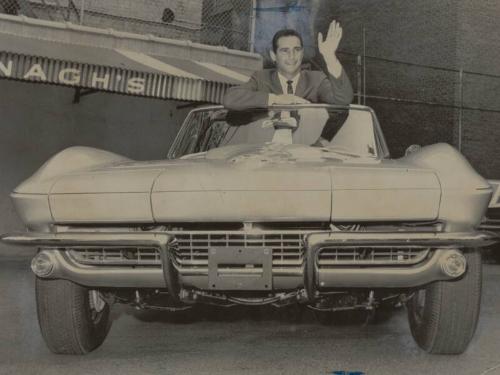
[0,0,254,50]
[201,0,253,51]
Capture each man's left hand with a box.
[318,20,343,78]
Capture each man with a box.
[223,20,353,145]
[223,20,353,109]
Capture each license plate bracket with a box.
[208,246,272,290]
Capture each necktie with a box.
[286,80,299,131]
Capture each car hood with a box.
[13,145,442,224]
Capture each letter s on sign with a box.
[127,77,145,94]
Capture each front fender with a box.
[402,143,492,231]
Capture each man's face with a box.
[270,36,304,78]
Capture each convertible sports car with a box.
[1,104,497,355]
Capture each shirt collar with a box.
[277,71,301,94]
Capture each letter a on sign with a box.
[24,64,47,81]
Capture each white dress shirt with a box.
[277,72,300,94]
[268,72,301,105]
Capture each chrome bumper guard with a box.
[0,232,180,301]
[1,230,497,293]
[304,231,497,298]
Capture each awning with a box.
[0,33,252,103]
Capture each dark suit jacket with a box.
[223,68,354,141]
[223,68,354,110]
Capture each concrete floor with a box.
[1,247,499,375]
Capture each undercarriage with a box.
[98,286,408,318]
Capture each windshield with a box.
[169,105,386,159]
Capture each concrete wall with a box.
[0,79,190,235]
[310,0,459,159]
[316,0,500,178]
[316,0,459,68]
[456,0,500,178]
[458,0,500,76]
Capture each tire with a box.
[407,249,482,354]
[36,278,111,354]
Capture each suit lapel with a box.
[270,70,283,94]
[295,71,307,97]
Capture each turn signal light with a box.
[440,251,467,278]
[31,251,54,277]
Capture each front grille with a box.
[67,247,160,266]
[317,246,430,267]
[171,231,306,270]
[64,233,430,269]
[65,231,309,270]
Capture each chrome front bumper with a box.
[1,230,497,291]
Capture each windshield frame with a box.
[167,104,390,160]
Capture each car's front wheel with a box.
[36,278,111,354]
[407,249,482,354]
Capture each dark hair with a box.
[271,29,303,53]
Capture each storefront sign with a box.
[0,59,146,94]
[0,48,241,103]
